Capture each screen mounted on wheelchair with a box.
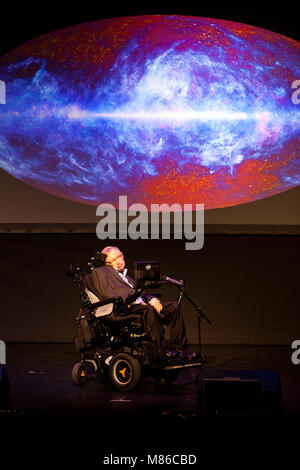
[133,260,161,289]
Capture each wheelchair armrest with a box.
[94,303,114,318]
[87,296,123,313]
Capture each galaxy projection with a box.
[0,15,299,209]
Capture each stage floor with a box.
[3,343,300,414]
[1,343,299,466]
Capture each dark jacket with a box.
[90,265,153,304]
[91,265,134,302]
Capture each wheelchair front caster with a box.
[72,362,89,385]
[108,353,141,391]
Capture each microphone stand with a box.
[145,277,212,364]
[173,282,212,389]
[172,282,212,363]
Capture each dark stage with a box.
[1,342,300,467]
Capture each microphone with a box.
[162,275,185,287]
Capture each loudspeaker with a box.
[0,365,10,408]
[197,369,282,417]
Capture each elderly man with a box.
[91,246,191,360]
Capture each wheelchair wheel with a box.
[152,368,180,385]
[72,362,89,385]
[108,353,141,391]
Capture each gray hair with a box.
[101,246,120,256]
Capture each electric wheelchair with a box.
[68,253,202,391]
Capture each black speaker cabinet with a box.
[0,365,10,408]
[197,369,282,417]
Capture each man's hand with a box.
[148,297,163,315]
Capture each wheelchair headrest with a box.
[87,252,107,271]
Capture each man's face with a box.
[105,248,125,271]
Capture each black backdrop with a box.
[1,232,299,344]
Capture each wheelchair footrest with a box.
[163,361,203,370]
